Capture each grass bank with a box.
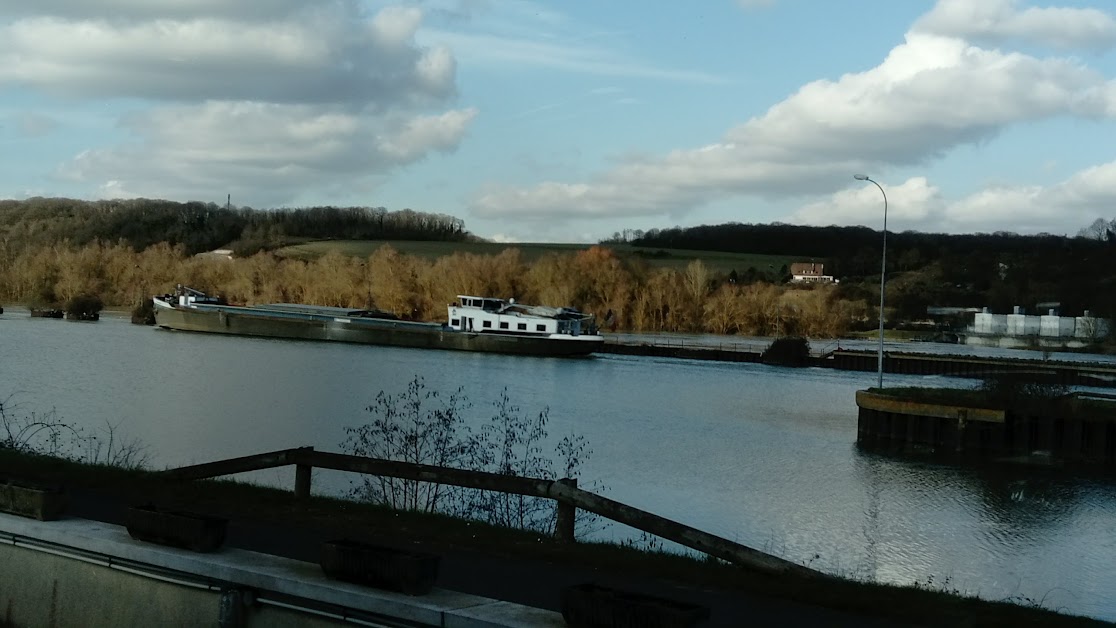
[0,450,1107,627]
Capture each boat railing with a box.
[162,447,816,577]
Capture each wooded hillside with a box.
[614,222,1116,317]
[0,197,472,258]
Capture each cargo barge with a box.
[152,286,604,357]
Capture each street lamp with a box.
[855,174,888,388]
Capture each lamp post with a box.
[855,174,888,388]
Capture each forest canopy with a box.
[0,197,472,259]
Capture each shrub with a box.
[1,394,147,469]
[761,336,811,367]
[65,293,103,320]
[131,298,156,325]
[342,376,603,536]
[978,372,1068,411]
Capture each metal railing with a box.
[163,447,817,577]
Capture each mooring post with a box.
[295,447,314,500]
[555,478,578,543]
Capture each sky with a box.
[2,0,1116,243]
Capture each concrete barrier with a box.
[0,512,563,627]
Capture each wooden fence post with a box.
[295,447,314,500]
[554,478,577,543]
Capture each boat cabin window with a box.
[499,322,509,329]
[451,318,460,326]
[536,324,546,332]
[517,323,527,331]
[482,320,492,329]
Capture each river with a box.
[3,308,1115,621]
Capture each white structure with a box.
[790,262,835,283]
[1006,310,1041,336]
[968,305,1110,345]
[1040,310,1075,337]
[1075,311,1111,340]
[447,296,598,338]
[971,309,1007,334]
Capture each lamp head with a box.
[853,174,869,181]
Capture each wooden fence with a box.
[163,447,816,577]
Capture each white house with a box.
[790,262,835,283]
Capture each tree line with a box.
[0,197,473,261]
[0,241,866,338]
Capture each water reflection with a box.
[850,447,1116,613]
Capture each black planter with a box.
[0,481,68,521]
[561,584,711,628]
[319,539,440,596]
[125,506,227,552]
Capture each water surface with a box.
[2,309,1114,620]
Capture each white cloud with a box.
[914,0,1116,51]
[792,163,1116,235]
[469,6,1116,224]
[2,3,474,206]
[59,102,477,205]
[417,2,726,84]
[371,6,424,47]
[793,178,943,229]
[0,0,317,21]
[944,161,1116,232]
[424,30,727,83]
[0,7,454,105]
[96,180,141,200]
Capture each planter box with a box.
[125,506,227,552]
[561,584,710,628]
[319,540,439,596]
[0,482,68,521]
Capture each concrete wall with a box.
[972,311,1110,340]
[0,513,564,628]
[0,544,216,627]
[1076,316,1111,340]
[971,312,1007,334]
[0,543,363,628]
[1006,314,1041,336]
[1040,315,1076,337]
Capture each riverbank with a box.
[0,451,1107,627]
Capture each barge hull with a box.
[154,306,602,357]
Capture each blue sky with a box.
[2,1,1116,243]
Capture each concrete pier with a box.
[856,391,1116,465]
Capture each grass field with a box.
[273,239,803,275]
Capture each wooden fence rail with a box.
[163,447,816,577]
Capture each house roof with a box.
[790,262,824,275]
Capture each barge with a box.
[152,286,604,357]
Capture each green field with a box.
[274,239,802,275]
